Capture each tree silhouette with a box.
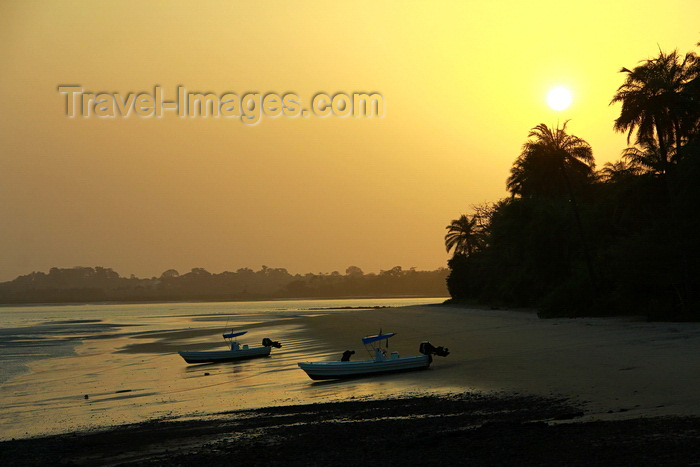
[445,214,484,257]
[620,140,669,175]
[611,49,700,170]
[598,159,644,183]
[508,121,597,293]
[444,44,700,319]
[507,121,595,199]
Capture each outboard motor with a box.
[341,350,355,361]
[419,341,450,358]
[262,337,282,348]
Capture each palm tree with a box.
[598,159,644,183]
[610,49,700,170]
[620,139,670,175]
[611,48,700,312]
[445,214,483,257]
[507,121,595,199]
[685,43,700,141]
[507,121,597,292]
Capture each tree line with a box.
[0,265,448,304]
[445,45,700,320]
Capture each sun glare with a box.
[547,86,573,111]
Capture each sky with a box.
[0,1,699,282]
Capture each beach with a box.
[2,302,700,464]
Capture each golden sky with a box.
[1,0,698,281]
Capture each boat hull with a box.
[178,346,271,364]
[297,354,431,380]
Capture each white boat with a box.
[297,332,449,380]
[178,331,281,364]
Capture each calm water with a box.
[0,297,449,439]
[0,298,445,384]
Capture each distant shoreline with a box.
[0,266,449,307]
[0,295,449,308]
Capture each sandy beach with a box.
[296,304,700,420]
[2,303,700,464]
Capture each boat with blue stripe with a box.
[178,331,282,364]
[298,331,448,380]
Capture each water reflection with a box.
[0,298,449,439]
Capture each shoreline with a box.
[2,392,699,465]
[4,302,700,462]
[0,295,448,310]
[295,304,700,421]
[0,295,450,308]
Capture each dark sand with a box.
[3,305,700,464]
[2,393,700,466]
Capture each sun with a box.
[547,86,573,111]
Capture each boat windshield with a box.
[361,332,395,360]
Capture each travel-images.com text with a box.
[58,86,384,125]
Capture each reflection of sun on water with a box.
[547,86,572,111]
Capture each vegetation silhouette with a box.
[611,49,700,170]
[446,43,700,320]
[445,214,486,256]
[0,265,448,304]
[506,121,595,199]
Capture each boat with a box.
[297,332,449,380]
[178,331,282,364]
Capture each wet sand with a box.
[4,392,700,466]
[3,304,700,464]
